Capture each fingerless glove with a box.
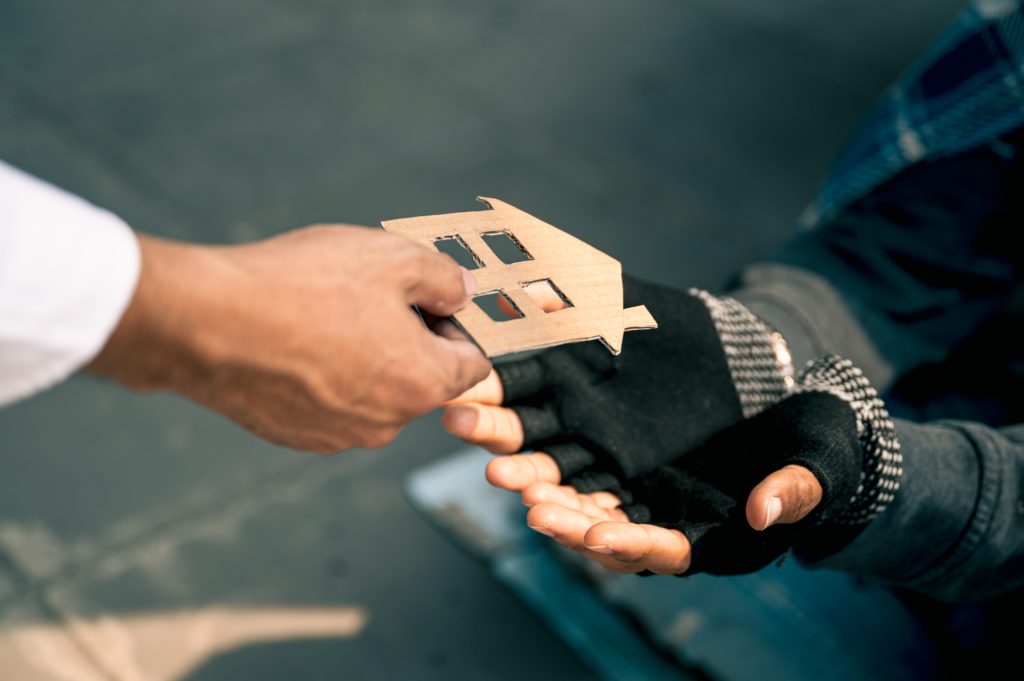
[495,276,795,496]
[623,356,902,575]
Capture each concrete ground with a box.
[0,1,963,679]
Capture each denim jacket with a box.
[732,1,1024,602]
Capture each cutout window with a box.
[482,231,532,264]
[474,291,523,322]
[434,236,481,270]
[522,279,572,312]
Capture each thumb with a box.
[423,331,492,401]
[405,248,477,316]
[746,464,823,531]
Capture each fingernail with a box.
[442,405,477,434]
[764,496,783,529]
[461,268,477,296]
[528,524,554,537]
[583,543,616,555]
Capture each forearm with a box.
[797,419,1024,602]
[731,264,896,391]
[86,235,239,396]
[731,131,1023,392]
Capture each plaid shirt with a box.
[804,0,1024,228]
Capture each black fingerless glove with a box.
[495,275,794,496]
[623,356,902,575]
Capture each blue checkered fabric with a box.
[804,0,1024,227]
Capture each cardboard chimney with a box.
[382,197,657,357]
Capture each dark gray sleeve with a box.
[731,263,898,390]
[796,419,1024,602]
[732,131,1024,394]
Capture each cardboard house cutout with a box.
[382,198,657,357]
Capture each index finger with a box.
[423,332,492,401]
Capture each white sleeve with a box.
[0,161,141,407]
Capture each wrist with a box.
[85,234,228,394]
[689,289,795,418]
[795,356,902,526]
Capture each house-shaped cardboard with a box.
[381,197,657,357]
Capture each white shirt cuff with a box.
[0,161,141,406]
